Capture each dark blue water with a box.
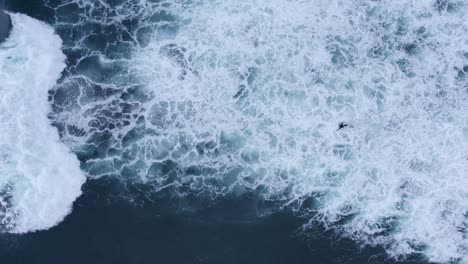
[0,178,424,264]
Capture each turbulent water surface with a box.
[0,0,467,263]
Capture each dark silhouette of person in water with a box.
[337,122,353,131]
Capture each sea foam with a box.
[0,13,85,233]
[48,0,467,262]
[129,1,468,262]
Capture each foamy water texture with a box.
[49,0,467,263]
[0,14,85,233]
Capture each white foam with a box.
[43,0,467,262]
[128,1,468,262]
[0,13,86,233]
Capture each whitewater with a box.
[127,1,468,262]
[0,13,85,233]
[0,0,464,263]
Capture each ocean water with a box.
[0,0,467,263]
[0,178,415,264]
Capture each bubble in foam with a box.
[0,13,85,233]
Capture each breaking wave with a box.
[0,13,85,233]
